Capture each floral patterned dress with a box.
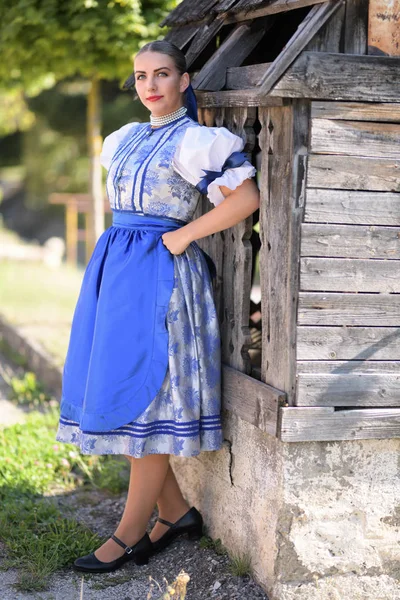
[55,114,256,458]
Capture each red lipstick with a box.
[147,95,163,101]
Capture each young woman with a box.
[55,40,260,573]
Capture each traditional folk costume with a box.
[55,109,256,458]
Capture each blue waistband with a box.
[111,210,217,281]
[112,211,187,231]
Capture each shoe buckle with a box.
[125,546,133,554]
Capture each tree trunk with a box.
[87,76,104,260]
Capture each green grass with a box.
[229,552,252,577]
[0,259,83,366]
[0,406,130,591]
[199,535,227,556]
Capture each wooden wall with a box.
[297,100,400,408]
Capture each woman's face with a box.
[134,51,189,118]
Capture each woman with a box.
[55,40,260,573]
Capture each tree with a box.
[0,0,177,252]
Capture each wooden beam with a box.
[300,257,400,293]
[307,156,400,192]
[162,0,330,29]
[297,325,400,360]
[226,63,272,90]
[192,20,269,91]
[222,364,285,437]
[164,23,200,49]
[224,0,330,24]
[258,1,345,94]
[258,100,309,404]
[279,406,400,441]
[301,223,400,259]
[304,0,345,52]
[296,360,400,407]
[184,18,224,68]
[304,189,400,225]
[311,119,400,160]
[298,292,400,326]
[195,89,284,107]
[344,0,369,54]
[311,101,400,122]
[270,51,400,102]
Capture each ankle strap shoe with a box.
[151,506,203,553]
[73,531,152,573]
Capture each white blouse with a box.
[100,122,257,207]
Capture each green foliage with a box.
[229,552,252,577]
[0,406,130,590]
[199,535,227,556]
[0,0,176,93]
[8,370,52,408]
[0,87,35,136]
[0,337,29,369]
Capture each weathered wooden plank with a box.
[184,18,224,68]
[304,189,400,225]
[222,364,284,437]
[368,0,400,57]
[311,101,400,122]
[311,119,400,159]
[279,406,400,441]
[192,20,268,91]
[304,0,345,52]
[297,326,400,360]
[298,359,400,374]
[259,101,308,404]
[224,0,330,24]
[296,360,400,407]
[270,52,400,102]
[300,257,400,292]
[195,107,256,373]
[298,292,400,326]
[307,156,400,192]
[259,1,345,95]
[164,24,200,49]
[301,223,400,259]
[344,0,369,54]
[225,63,271,90]
[195,89,284,107]
[162,0,330,27]
[160,0,219,27]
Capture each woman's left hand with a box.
[161,228,192,255]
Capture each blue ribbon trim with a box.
[195,150,248,195]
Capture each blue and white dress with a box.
[55,114,256,458]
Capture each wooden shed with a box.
[156,1,400,598]
[160,0,400,443]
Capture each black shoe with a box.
[151,506,203,554]
[73,532,152,573]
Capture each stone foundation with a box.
[171,411,400,600]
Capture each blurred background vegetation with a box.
[0,0,180,363]
[0,0,179,250]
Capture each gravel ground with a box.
[0,349,269,599]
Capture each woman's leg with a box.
[94,453,170,562]
[149,464,190,543]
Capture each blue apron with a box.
[60,211,215,433]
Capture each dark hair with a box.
[136,40,187,75]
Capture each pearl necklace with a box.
[150,105,187,127]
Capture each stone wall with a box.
[171,411,400,600]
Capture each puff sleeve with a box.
[172,125,257,206]
[100,122,139,170]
